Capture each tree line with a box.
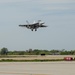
[0,47,75,55]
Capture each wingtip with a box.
[19,24,21,26]
[44,25,48,27]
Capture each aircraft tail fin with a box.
[38,20,41,23]
[26,20,29,24]
[33,20,36,23]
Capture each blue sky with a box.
[0,0,75,51]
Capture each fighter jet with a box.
[19,20,47,31]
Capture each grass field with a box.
[0,55,75,61]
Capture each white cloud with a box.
[0,0,75,3]
[0,0,27,3]
[37,0,75,3]
[32,0,75,4]
[28,0,75,11]
[43,6,69,11]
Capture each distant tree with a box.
[28,49,33,54]
[50,49,60,55]
[33,49,40,55]
[28,49,33,53]
[0,47,8,55]
[18,51,25,55]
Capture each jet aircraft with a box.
[19,20,47,31]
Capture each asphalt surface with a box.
[0,61,75,75]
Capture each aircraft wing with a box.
[19,22,38,26]
[39,25,47,27]
[19,25,28,27]
[31,22,39,25]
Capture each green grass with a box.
[0,59,65,62]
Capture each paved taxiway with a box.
[0,61,75,75]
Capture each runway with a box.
[0,61,75,75]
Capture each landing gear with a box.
[35,29,37,31]
[31,29,33,31]
[31,29,37,31]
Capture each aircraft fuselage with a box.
[19,20,47,31]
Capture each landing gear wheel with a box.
[31,29,33,31]
[35,29,37,31]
